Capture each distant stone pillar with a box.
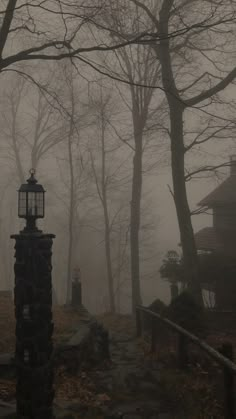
[72,281,82,307]
[71,268,82,307]
[11,232,55,419]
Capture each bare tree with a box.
[88,91,118,313]
[87,84,134,313]
[100,2,165,312]
[0,73,65,182]
[48,60,92,303]
[2,0,235,309]
[60,63,88,303]
[129,0,236,304]
[0,0,148,76]
[65,70,77,304]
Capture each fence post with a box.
[136,307,142,337]
[151,316,157,353]
[221,342,234,419]
[177,334,188,369]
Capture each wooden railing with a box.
[136,305,236,419]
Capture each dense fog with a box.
[0,0,235,313]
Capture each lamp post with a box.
[11,169,55,419]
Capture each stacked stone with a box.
[71,281,82,307]
[12,233,55,419]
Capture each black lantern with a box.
[18,169,45,232]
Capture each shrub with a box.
[142,299,167,334]
[167,292,206,337]
[148,298,167,315]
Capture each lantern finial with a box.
[27,168,37,185]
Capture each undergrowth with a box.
[159,367,223,418]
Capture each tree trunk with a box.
[159,1,203,305]
[103,201,116,313]
[12,109,24,183]
[66,91,75,304]
[31,150,38,173]
[13,140,24,183]
[101,117,116,313]
[116,222,122,313]
[169,104,203,304]
[130,138,143,313]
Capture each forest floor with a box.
[0,297,234,418]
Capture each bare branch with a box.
[185,67,236,107]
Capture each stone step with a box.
[0,354,15,379]
[0,401,15,418]
[0,354,14,366]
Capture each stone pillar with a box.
[71,280,82,307]
[71,268,82,307]
[11,232,55,419]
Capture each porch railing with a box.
[136,305,236,419]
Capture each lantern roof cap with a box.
[18,169,45,193]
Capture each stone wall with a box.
[54,319,110,373]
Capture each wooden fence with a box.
[136,305,236,419]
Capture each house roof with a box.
[195,227,224,251]
[195,227,236,255]
[198,175,236,207]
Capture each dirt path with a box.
[91,314,171,419]
[0,304,225,418]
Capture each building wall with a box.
[213,205,236,231]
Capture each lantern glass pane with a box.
[36,192,44,217]
[28,192,44,217]
[18,191,27,217]
[28,192,37,216]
